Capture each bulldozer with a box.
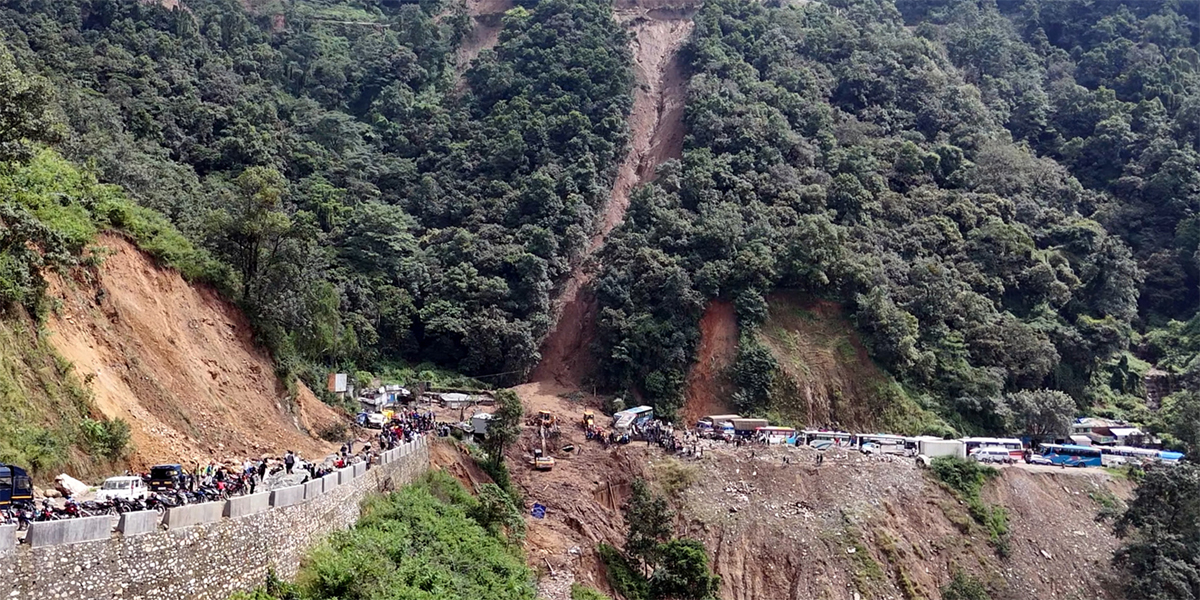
[537,410,556,428]
[582,410,595,429]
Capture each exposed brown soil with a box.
[455,0,514,74]
[45,234,343,471]
[682,300,738,425]
[431,438,495,490]
[531,5,693,387]
[756,292,894,430]
[501,390,1132,600]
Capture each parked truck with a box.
[916,438,966,461]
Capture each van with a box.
[148,464,184,491]
[972,446,1015,464]
[96,476,149,502]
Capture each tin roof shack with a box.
[731,418,769,436]
[440,393,473,409]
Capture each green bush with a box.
[598,543,649,600]
[941,569,990,600]
[570,584,612,600]
[80,417,132,461]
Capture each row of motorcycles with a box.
[0,485,243,530]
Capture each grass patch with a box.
[930,457,1010,557]
[571,584,612,600]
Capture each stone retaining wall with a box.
[0,437,430,600]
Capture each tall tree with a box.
[0,48,60,166]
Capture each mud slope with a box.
[502,398,1130,600]
[456,0,513,74]
[46,234,342,469]
[531,6,693,386]
[682,300,738,425]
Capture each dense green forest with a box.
[3,0,1200,439]
[0,0,632,387]
[594,0,1200,433]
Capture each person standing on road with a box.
[284,451,296,475]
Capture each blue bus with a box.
[1039,444,1102,467]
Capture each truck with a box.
[0,464,33,506]
[731,418,770,436]
[916,438,966,460]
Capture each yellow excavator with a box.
[582,410,595,429]
[531,420,556,471]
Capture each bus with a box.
[1100,446,1185,467]
[755,426,797,445]
[857,434,908,455]
[961,437,1025,460]
[800,430,854,448]
[1038,444,1102,467]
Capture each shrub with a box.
[598,543,649,600]
[570,584,612,600]
[941,569,990,600]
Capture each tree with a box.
[205,167,293,303]
[648,539,721,600]
[1004,389,1075,443]
[1113,463,1200,600]
[623,479,673,572]
[484,389,523,459]
[0,49,61,166]
[1164,390,1200,456]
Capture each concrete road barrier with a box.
[224,492,270,518]
[270,485,304,508]
[0,524,16,555]
[322,474,337,494]
[303,479,324,500]
[26,516,112,548]
[165,502,225,529]
[338,467,354,485]
[353,462,367,478]
[116,510,161,536]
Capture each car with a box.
[860,442,879,455]
[365,412,386,429]
[147,464,185,492]
[1027,454,1053,466]
[96,476,149,502]
[971,446,1015,464]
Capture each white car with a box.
[1027,454,1053,466]
[95,476,149,502]
[971,446,1015,464]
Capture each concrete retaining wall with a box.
[224,492,270,518]
[26,516,112,548]
[165,501,225,529]
[338,466,354,485]
[353,462,367,478]
[270,485,304,508]
[322,475,337,494]
[303,479,324,500]
[0,437,431,600]
[0,525,15,556]
[116,510,161,536]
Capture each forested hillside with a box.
[594,0,1199,431]
[0,0,632,385]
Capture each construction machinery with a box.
[537,410,556,427]
[582,410,595,429]
[531,423,556,471]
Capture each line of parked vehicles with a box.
[0,462,266,531]
[791,430,1184,468]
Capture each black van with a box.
[148,464,184,491]
[0,464,34,506]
